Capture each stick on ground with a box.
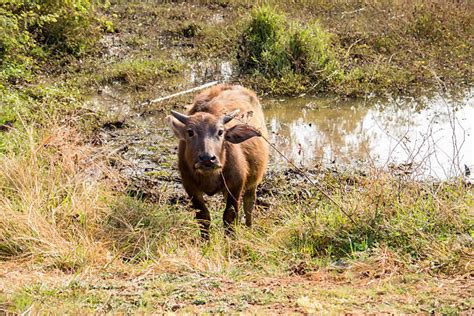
[140,81,219,106]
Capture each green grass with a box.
[97,58,185,88]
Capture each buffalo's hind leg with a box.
[190,194,211,240]
[243,187,256,227]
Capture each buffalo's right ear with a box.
[225,124,261,144]
[165,116,186,140]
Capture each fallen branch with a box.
[139,81,219,107]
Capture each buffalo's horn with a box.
[170,110,189,124]
[223,109,241,124]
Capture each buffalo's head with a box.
[167,109,261,173]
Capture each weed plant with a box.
[0,0,109,84]
[239,6,341,94]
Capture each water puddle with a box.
[266,90,473,179]
[89,86,473,181]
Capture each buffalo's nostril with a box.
[199,153,212,162]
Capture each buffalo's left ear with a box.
[225,124,261,144]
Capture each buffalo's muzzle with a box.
[194,162,222,171]
[194,155,221,171]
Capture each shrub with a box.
[238,6,289,77]
[288,22,338,77]
[0,6,38,83]
[238,6,340,95]
[0,0,108,83]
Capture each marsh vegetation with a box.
[0,0,473,313]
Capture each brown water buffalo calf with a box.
[167,84,269,239]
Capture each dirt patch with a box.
[1,264,472,314]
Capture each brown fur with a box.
[169,85,269,238]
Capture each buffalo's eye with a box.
[217,129,224,137]
[187,130,194,137]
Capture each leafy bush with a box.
[238,6,289,77]
[0,0,108,83]
[288,22,340,79]
[238,6,340,94]
[0,6,38,83]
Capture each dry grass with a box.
[3,120,471,276]
[0,122,116,270]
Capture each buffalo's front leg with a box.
[190,195,211,240]
[223,190,241,235]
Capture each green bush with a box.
[0,0,108,83]
[238,6,289,77]
[238,6,341,95]
[288,22,340,79]
[0,6,37,83]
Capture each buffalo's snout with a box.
[198,153,216,163]
[195,153,220,171]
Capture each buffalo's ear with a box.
[165,115,186,140]
[225,124,261,144]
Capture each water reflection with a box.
[264,90,473,179]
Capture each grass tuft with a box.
[97,57,184,89]
[0,123,114,270]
